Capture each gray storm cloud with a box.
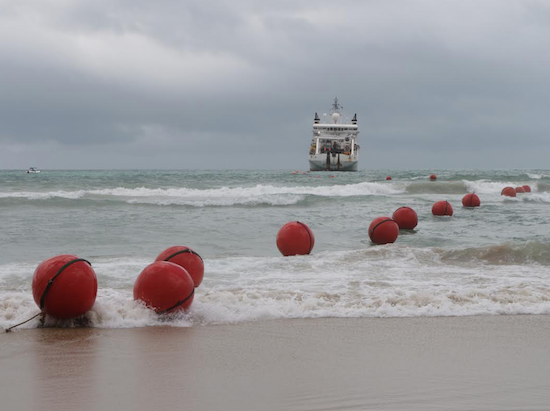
[1,0,549,169]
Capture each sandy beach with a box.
[1,315,549,411]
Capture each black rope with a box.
[156,288,195,315]
[296,221,314,254]
[444,201,449,215]
[5,312,43,333]
[370,219,393,240]
[40,259,91,309]
[164,248,203,263]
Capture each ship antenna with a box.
[333,97,342,112]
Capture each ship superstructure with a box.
[308,98,359,171]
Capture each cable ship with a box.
[308,98,359,171]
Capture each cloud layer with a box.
[1,0,549,169]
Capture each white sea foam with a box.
[2,246,549,330]
[0,190,87,200]
[0,183,404,207]
[3,181,541,205]
[527,173,547,179]
[462,180,526,194]
[520,192,550,203]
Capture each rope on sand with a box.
[5,312,43,333]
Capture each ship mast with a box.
[332,97,342,113]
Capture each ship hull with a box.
[309,153,358,172]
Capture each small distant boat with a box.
[26,167,40,173]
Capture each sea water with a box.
[1,169,549,329]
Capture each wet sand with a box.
[1,316,549,411]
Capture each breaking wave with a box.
[527,173,550,179]
[2,244,550,330]
[0,183,403,207]
[405,180,540,195]
[439,242,550,265]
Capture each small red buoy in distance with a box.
[386,176,392,181]
[134,261,194,314]
[276,221,315,256]
[501,187,516,197]
[32,254,97,319]
[392,207,418,230]
[522,185,531,193]
[432,201,453,216]
[430,174,437,181]
[462,193,481,207]
[155,246,204,287]
[515,186,525,193]
[368,217,399,244]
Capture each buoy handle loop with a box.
[156,288,195,315]
[369,219,393,239]
[164,248,203,263]
[40,258,91,310]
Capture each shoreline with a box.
[1,315,549,411]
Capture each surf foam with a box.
[2,245,549,330]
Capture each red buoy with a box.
[276,221,315,256]
[368,217,399,244]
[522,185,531,193]
[432,201,453,216]
[430,174,437,181]
[462,193,481,207]
[515,186,525,193]
[501,187,516,197]
[32,254,97,319]
[134,261,194,314]
[155,246,204,288]
[392,207,418,230]
[386,176,392,181]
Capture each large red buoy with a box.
[392,207,418,230]
[134,261,194,314]
[462,193,481,207]
[501,187,516,197]
[515,186,525,193]
[276,221,315,256]
[368,217,399,244]
[522,185,531,193]
[386,176,392,181]
[432,201,453,216]
[32,254,97,319]
[430,174,437,181]
[155,246,204,288]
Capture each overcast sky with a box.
[1,0,549,170]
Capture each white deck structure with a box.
[308,98,359,171]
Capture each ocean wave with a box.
[463,180,527,194]
[0,190,86,200]
[0,183,403,207]
[405,181,469,194]
[439,242,550,265]
[520,192,550,203]
[2,180,542,206]
[527,173,550,179]
[2,245,550,330]
[404,180,538,195]
[3,280,549,330]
